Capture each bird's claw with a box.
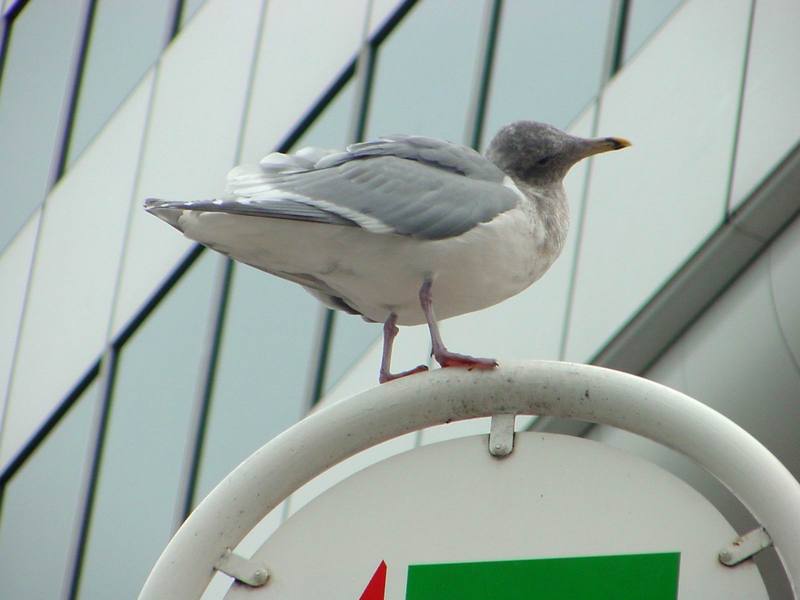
[379,364,429,384]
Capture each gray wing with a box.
[315,134,507,180]
[146,136,521,240]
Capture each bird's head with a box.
[486,120,630,187]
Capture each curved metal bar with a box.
[139,360,800,599]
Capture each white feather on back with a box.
[225,147,340,198]
[224,165,271,197]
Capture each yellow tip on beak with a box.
[581,136,632,158]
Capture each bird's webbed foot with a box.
[432,349,498,371]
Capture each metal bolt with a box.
[252,568,269,585]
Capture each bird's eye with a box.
[536,156,553,166]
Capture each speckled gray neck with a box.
[517,180,570,260]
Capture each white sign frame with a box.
[138,360,800,599]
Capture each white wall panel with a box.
[589,233,800,598]
[769,215,800,368]
[0,214,38,430]
[730,0,800,211]
[565,0,751,362]
[586,349,758,565]
[239,0,370,162]
[644,342,687,392]
[439,106,595,363]
[0,77,153,468]
[113,0,263,335]
[681,253,800,481]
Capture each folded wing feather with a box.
[146,136,521,241]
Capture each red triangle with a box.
[359,560,387,600]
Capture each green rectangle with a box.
[405,552,680,600]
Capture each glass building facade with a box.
[1,1,799,598]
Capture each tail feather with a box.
[143,198,185,230]
[145,146,344,231]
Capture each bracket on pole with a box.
[489,413,515,457]
[215,549,269,587]
[718,527,773,566]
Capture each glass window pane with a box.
[324,312,379,393]
[295,80,355,150]
[365,0,486,142]
[623,0,684,64]
[0,381,99,600]
[483,0,613,143]
[0,0,85,250]
[194,263,317,503]
[76,252,218,600]
[109,0,263,335]
[66,0,172,166]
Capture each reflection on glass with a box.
[0,381,99,600]
[66,0,173,166]
[483,0,613,144]
[0,0,84,250]
[194,263,317,503]
[76,252,218,600]
[366,0,485,142]
[623,0,684,63]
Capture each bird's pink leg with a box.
[379,312,429,384]
[419,278,498,370]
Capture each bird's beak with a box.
[580,136,632,158]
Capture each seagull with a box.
[145,121,629,383]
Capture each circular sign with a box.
[224,432,766,599]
